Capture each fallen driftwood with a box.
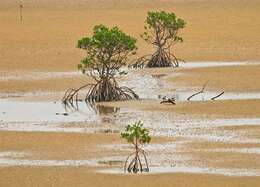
[55,112,69,116]
[160,97,176,105]
[211,91,224,100]
[187,81,209,101]
[187,81,225,101]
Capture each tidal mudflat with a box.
[1,0,260,186]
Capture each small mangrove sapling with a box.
[121,121,151,173]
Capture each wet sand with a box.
[0,131,260,187]
[1,67,260,186]
[1,167,260,187]
[171,65,260,92]
[0,0,260,71]
[1,0,260,186]
[102,99,260,118]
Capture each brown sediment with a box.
[0,167,260,187]
[0,76,91,93]
[0,131,260,187]
[1,0,260,186]
[170,65,260,92]
[0,0,260,72]
[101,99,260,118]
[0,131,172,160]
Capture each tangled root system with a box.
[62,77,139,106]
[131,49,184,68]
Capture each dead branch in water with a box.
[211,91,224,100]
[187,81,209,101]
[160,97,176,105]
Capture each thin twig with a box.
[211,91,224,100]
[187,81,209,101]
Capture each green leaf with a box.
[77,25,137,74]
[121,121,151,144]
[142,11,186,46]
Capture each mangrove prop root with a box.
[124,147,149,174]
[62,78,139,105]
[130,48,185,68]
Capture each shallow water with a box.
[98,166,260,176]
[1,61,258,81]
[1,61,260,176]
[1,99,260,144]
[172,91,260,101]
[0,100,97,123]
[179,61,259,68]
[0,151,97,167]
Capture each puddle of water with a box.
[208,148,260,154]
[0,99,121,124]
[1,61,259,81]
[120,74,165,99]
[98,166,260,176]
[0,100,97,123]
[0,151,98,167]
[0,158,97,167]
[97,140,260,176]
[121,66,260,101]
[0,99,122,132]
[179,61,260,69]
[1,98,260,144]
[101,143,183,153]
[0,151,28,158]
[170,91,260,101]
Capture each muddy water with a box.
[99,166,260,176]
[0,99,122,133]
[1,61,260,176]
[1,99,260,143]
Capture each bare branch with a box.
[187,81,209,101]
[211,92,224,100]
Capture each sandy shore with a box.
[1,167,260,187]
[171,65,260,92]
[0,0,260,71]
[0,131,260,187]
[1,64,260,94]
[1,0,260,186]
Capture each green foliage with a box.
[77,25,137,74]
[121,121,151,144]
[141,11,186,47]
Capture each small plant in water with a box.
[121,121,151,173]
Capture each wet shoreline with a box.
[0,61,260,176]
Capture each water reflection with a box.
[63,100,120,115]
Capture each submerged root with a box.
[62,78,139,106]
[131,49,184,68]
[124,148,149,174]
